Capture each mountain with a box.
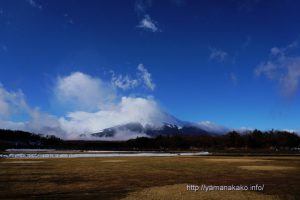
[90,121,223,140]
[89,109,232,140]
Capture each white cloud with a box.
[255,40,300,96]
[134,0,152,14]
[0,120,25,130]
[0,70,158,140]
[0,112,67,138]
[0,68,158,139]
[134,1,160,33]
[0,99,10,118]
[0,84,28,118]
[63,13,74,25]
[25,109,66,137]
[111,64,155,91]
[55,72,116,111]
[209,47,228,62]
[104,130,149,141]
[0,83,166,139]
[270,47,281,56]
[197,121,229,134]
[137,64,156,90]
[26,0,42,10]
[111,73,139,90]
[137,15,160,32]
[59,96,167,139]
[0,84,66,137]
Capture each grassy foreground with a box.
[0,156,299,199]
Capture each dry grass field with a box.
[0,156,299,199]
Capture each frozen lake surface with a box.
[5,149,56,152]
[0,150,209,158]
[5,149,142,153]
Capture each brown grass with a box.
[238,165,297,171]
[101,159,127,163]
[121,184,280,200]
[0,156,299,199]
[204,158,271,162]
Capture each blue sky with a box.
[0,0,300,137]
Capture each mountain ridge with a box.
[90,121,223,140]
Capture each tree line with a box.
[0,129,299,151]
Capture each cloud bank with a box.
[0,84,28,118]
[197,121,229,134]
[0,65,163,140]
[59,96,167,139]
[55,72,116,111]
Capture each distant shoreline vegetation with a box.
[0,129,299,151]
